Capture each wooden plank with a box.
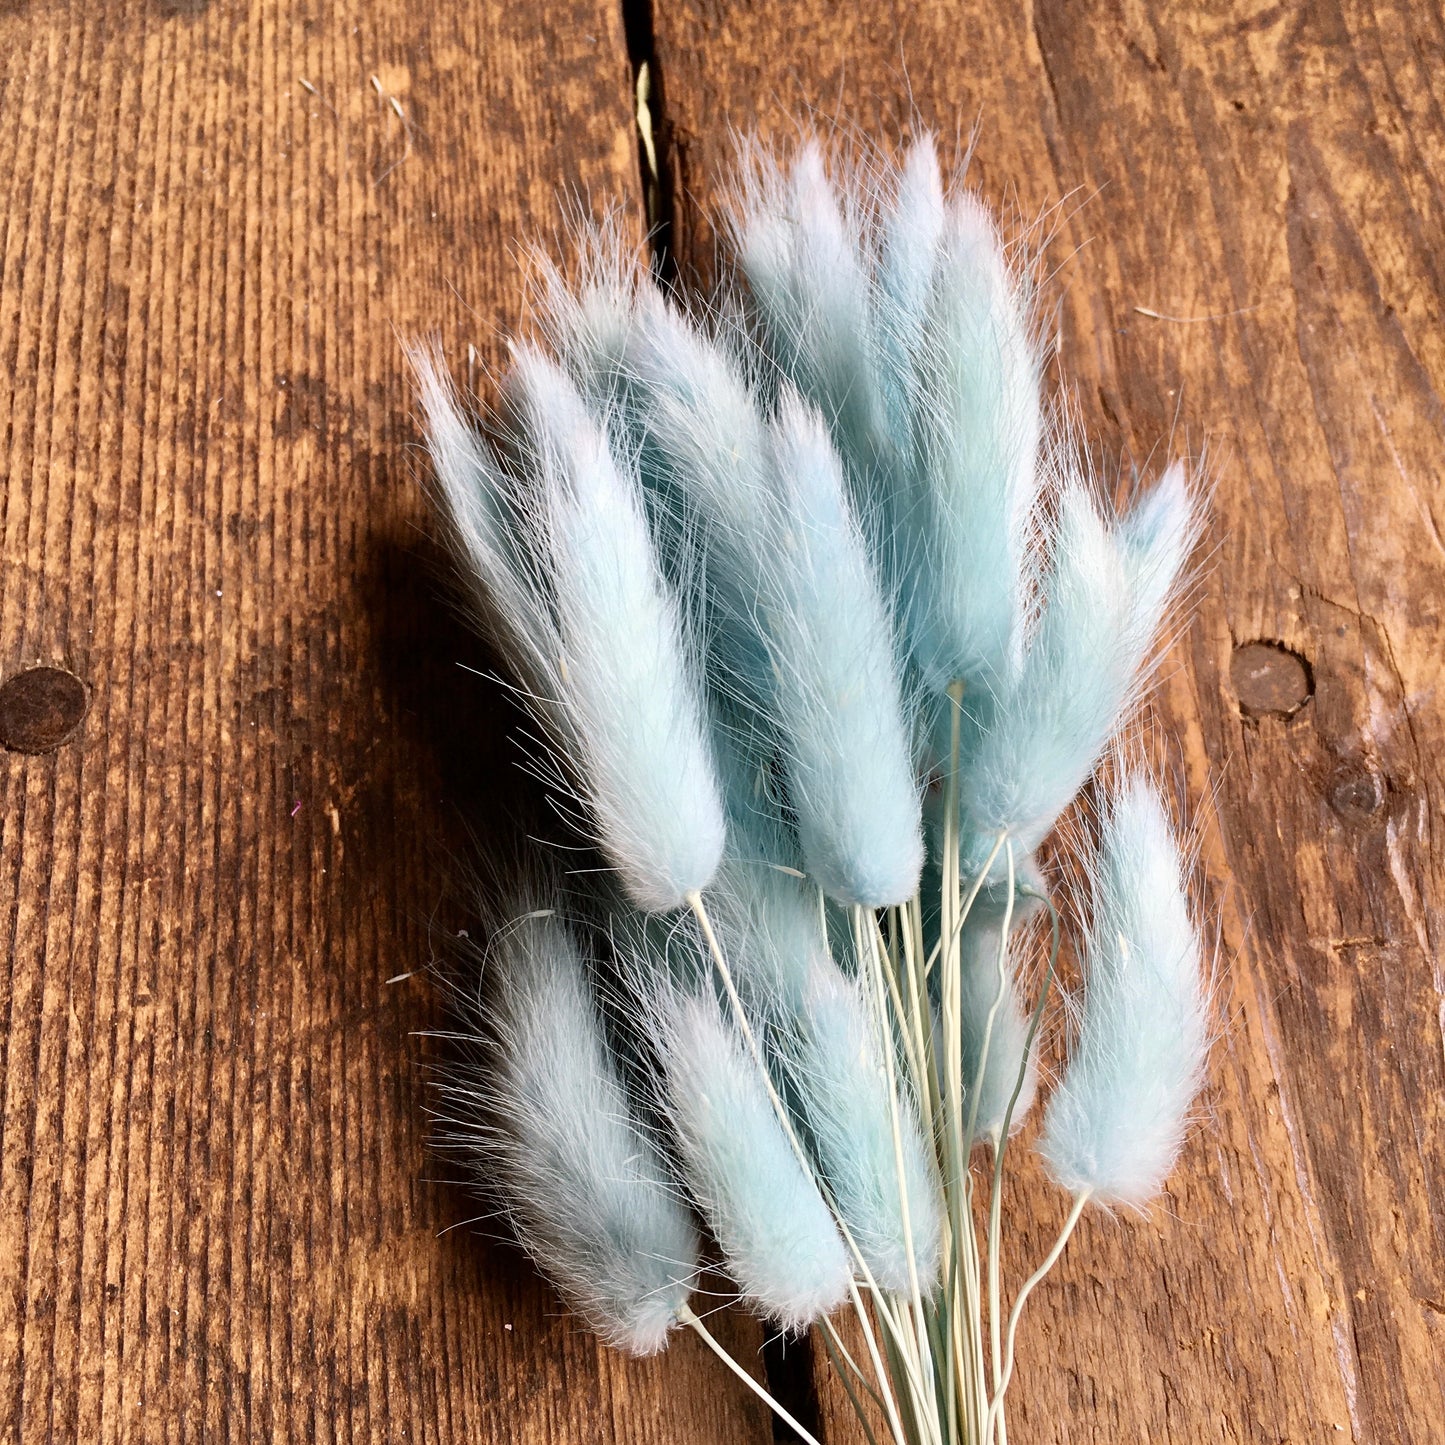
[0,2,772,1441]
[645,1,1445,1440]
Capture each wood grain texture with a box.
[644,2,1445,1442]
[0,2,773,1441]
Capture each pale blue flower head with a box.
[901,189,1043,698]
[761,391,924,905]
[651,984,852,1332]
[434,902,699,1355]
[574,270,924,907]
[1039,774,1211,1205]
[704,823,942,1290]
[411,340,727,913]
[729,138,896,500]
[957,476,1131,866]
[787,951,944,1290]
[605,892,853,1331]
[505,345,727,908]
[727,135,1044,711]
[957,460,1199,878]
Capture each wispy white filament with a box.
[1039,775,1210,1204]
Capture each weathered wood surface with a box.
[3,1,1443,1443]
[646,2,1445,1442]
[0,2,771,1441]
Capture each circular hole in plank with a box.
[1230,640,1313,719]
[0,666,91,754]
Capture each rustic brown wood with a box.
[7,1,1444,1441]
[645,2,1445,1441]
[0,2,774,1441]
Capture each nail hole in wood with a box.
[0,666,90,754]
[1230,640,1313,720]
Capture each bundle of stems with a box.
[414,133,1214,1445]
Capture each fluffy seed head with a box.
[1038,775,1211,1205]
[413,337,726,913]
[763,391,924,905]
[434,905,699,1355]
[654,989,852,1332]
[957,460,1198,875]
[729,138,896,498]
[902,189,1043,695]
[789,954,943,1290]
[507,346,728,909]
[588,274,923,906]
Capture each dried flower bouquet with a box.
[411,133,1213,1445]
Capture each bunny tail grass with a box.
[1118,458,1204,641]
[412,336,726,914]
[956,477,1129,866]
[792,949,944,1290]
[508,348,728,907]
[440,905,699,1355]
[601,277,922,907]
[762,392,923,906]
[654,989,852,1332]
[409,125,1222,1444]
[957,461,1197,875]
[903,182,1043,699]
[506,346,727,910]
[729,139,896,512]
[408,341,552,673]
[728,135,1045,705]
[1038,774,1211,1205]
[877,134,947,447]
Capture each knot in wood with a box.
[1328,761,1384,823]
[0,666,90,754]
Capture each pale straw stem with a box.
[853,904,934,1409]
[679,1303,826,1445]
[819,1318,887,1445]
[848,1277,913,1445]
[821,1313,891,1421]
[985,1191,1091,1443]
[938,682,1008,1438]
[967,841,1018,1411]
[989,891,1061,1445]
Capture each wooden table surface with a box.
[2,2,1441,1441]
